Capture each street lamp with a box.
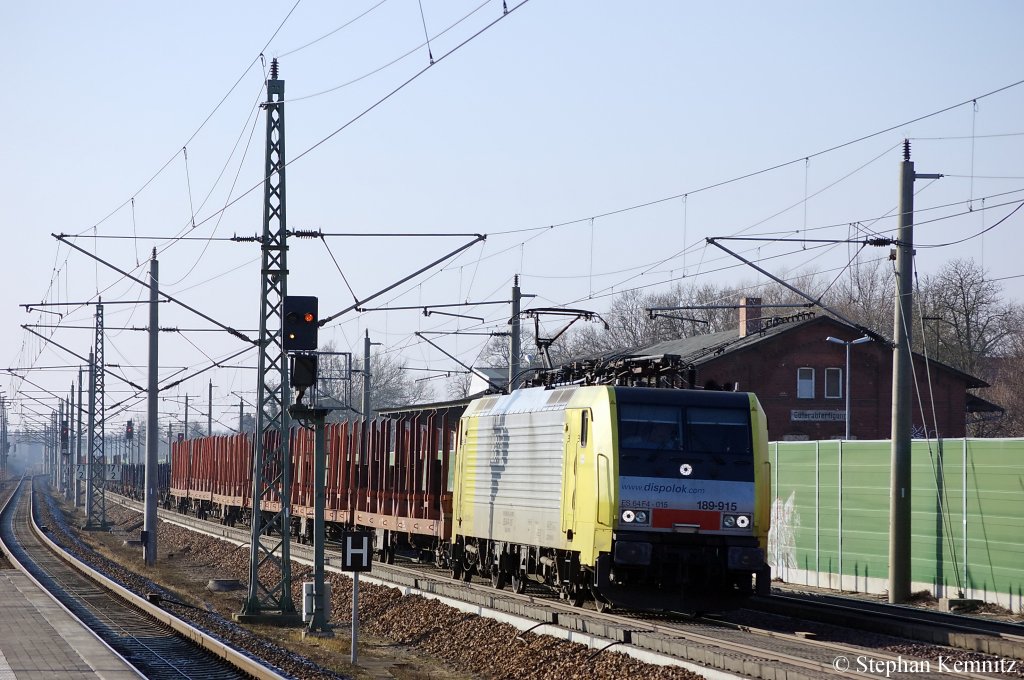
[826,336,872,439]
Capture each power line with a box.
[917,200,1024,248]
[488,77,1024,238]
[282,0,494,104]
[74,1,304,238]
[277,0,390,58]
[168,0,530,243]
[911,131,1024,140]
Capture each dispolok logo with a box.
[619,477,755,527]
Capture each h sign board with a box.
[340,531,372,572]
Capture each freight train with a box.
[169,384,771,613]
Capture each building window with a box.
[797,368,815,399]
[825,368,842,399]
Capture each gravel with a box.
[29,482,1024,680]
[36,491,704,680]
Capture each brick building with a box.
[637,300,992,440]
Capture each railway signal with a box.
[290,354,318,406]
[283,296,319,351]
[126,420,134,441]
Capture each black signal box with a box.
[291,353,318,390]
[283,295,319,351]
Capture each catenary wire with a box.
[277,0,390,58]
[73,1,303,238]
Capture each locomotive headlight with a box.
[634,510,648,524]
[679,463,693,476]
[722,513,752,530]
[621,510,636,523]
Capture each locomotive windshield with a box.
[618,403,753,481]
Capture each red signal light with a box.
[283,295,318,351]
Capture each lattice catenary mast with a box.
[239,58,296,619]
[84,303,107,529]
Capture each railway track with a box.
[0,479,285,680]
[109,492,1021,680]
[742,592,1024,658]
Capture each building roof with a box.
[632,312,989,389]
[965,393,1004,414]
[637,311,819,365]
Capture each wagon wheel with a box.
[590,583,612,612]
[490,565,508,590]
[510,570,527,594]
[562,584,585,607]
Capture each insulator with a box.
[270,58,279,80]
[903,138,911,161]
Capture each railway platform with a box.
[0,568,139,680]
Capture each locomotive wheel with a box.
[490,565,507,590]
[562,585,585,607]
[510,570,527,594]
[590,584,611,612]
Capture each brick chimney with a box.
[738,297,762,337]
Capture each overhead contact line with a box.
[53,234,257,346]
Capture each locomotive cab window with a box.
[685,407,754,481]
[686,408,750,455]
[618,403,752,481]
[619,404,682,451]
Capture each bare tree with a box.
[918,259,1020,376]
[445,372,474,400]
[972,332,1024,436]
[355,350,433,416]
[311,342,435,418]
[822,258,896,333]
[187,421,206,440]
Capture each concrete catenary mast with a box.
[889,139,941,603]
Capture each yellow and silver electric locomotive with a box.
[449,384,770,612]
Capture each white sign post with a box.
[341,531,372,664]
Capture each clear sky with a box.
[3,1,1023,433]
